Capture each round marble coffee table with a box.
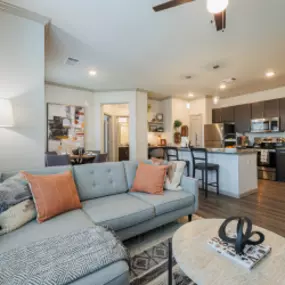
[173,219,285,285]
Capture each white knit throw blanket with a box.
[0,226,129,285]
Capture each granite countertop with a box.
[148,146,257,155]
[205,148,258,155]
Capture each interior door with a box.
[189,115,203,147]
[115,116,129,161]
[104,114,113,161]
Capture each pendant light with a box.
[207,0,229,14]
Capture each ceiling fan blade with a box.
[153,0,194,12]
[214,9,226,31]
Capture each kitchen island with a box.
[178,148,258,198]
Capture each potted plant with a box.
[173,120,182,144]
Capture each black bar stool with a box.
[164,147,190,177]
[190,147,219,198]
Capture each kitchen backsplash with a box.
[245,132,285,145]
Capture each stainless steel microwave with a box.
[251,117,279,133]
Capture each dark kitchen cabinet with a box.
[234,104,251,133]
[264,99,279,118]
[251,102,265,119]
[119,147,129,161]
[279,98,285,131]
[212,109,221,123]
[221,107,234,122]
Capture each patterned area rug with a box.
[127,215,202,285]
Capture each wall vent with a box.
[65,57,79,66]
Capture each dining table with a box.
[69,154,97,164]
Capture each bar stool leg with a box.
[168,239,172,285]
[216,168,220,195]
[201,169,204,191]
[205,169,208,198]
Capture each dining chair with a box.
[72,147,85,155]
[45,151,57,155]
[45,154,70,167]
[94,153,108,163]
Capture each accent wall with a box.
[0,11,45,172]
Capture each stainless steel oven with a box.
[256,149,276,181]
[251,117,279,133]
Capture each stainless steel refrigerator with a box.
[204,123,236,148]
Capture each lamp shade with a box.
[207,0,228,14]
[0,98,14,127]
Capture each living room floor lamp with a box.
[0,98,14,127]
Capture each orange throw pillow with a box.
[131,163,168,195]
[22,171,82,223]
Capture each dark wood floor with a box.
[196,180,285,237]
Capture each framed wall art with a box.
[47,103,85,153]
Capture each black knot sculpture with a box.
[218,217,265,254]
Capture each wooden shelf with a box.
[148,121,164,125]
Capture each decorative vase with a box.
[174,132,181,144]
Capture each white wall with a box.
[216,86,285,108]
[103,104,129,117]
[45,84,95,149]
[136,91,148,160]
[172,98,190,127]
[0,11,45,172]
[162,98,173,144]
[93,90,148,161]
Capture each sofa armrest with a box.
[181,176,199,212]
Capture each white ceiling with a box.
[4,0,285,99]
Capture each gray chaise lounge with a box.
[0,161,199,285]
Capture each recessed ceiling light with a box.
[89,70,96,76]
[188,93,194,97]
[213,96,220,105]
[220,83,226,90]
[186,103,191,109]
[265,71,275,78]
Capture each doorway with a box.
[104,114,113,161]
[102,104,129,161]
[189,114,203,147]
[115,116,129,161]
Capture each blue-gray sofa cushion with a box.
[1,166,73,181]
[71,261,129,285]
[73,162,128,201]
[0,209,94,254]
[82,194,155,231]
[123,161,138,189]
[130,190,195,216]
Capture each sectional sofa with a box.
[0,161,199,285]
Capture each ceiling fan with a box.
[153,0,228,32]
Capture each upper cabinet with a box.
[264,99,279,118]
[251,102,265,119]
[221,107,234,122]
[212,99,282,131]
[212,109,221,123]
[251,99,279,119]
[279,98,285,131]
[212,107,234,123]
[234,104,251,133]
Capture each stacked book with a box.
[208,233,271,270]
